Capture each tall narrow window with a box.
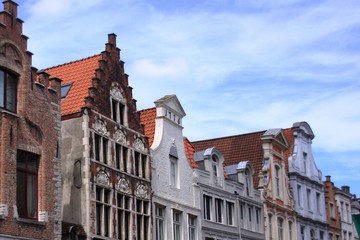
[239,203,245,227]
[320,231,324,240]
[255,208,261,232]
[330,203,335,218]
[316,192,321,213]
[17,151,39,219]
[245,168,251,196]
[301,226,305,240]
[94,134,108,164]
[116,144,128,172]
[188,215,197,240]
[117,193,131,240]
[155,205,165,240]
[170,156,178,188]
[248,206,253,229]
[0,69,17,112]
[135,151,147,178]
[340,202,344,219]
[112,98,125,125]
[95,187,111,237]
[346,204,350,222]
[226,201,234,225]
[297,185,302,207]
[203,195,212,220]
[307,189,311,210]
[275,166,280,197]
[288,221,293,240]
[215,198,223,223]
[311,229,316,240]
[173,210,182,240]
[278,218,283,240]
[303,152,307,175]
[268,214,273,240]
[136,199,150,240]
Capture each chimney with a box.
[3,0,18,19]
[341,186,350,194]
[325,175,331,182]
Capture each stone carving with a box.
[114,129,126,144]
[94,119,108,136]
[134,138,145,152]
[96,170,110,186]
[0,43,22,66]
[135,184,149,199]
[116,178,130,194]
[110,86,124,102]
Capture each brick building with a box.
[46,34,151,239]
[324,176,342,240]
[0,1,62,239]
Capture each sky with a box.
[14,0,360,195]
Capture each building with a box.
[139,95,202,240]
[0,1,62,239]
[192,128,296,240]
[324,176,342,240]
[46,34,151,239]
[351,197,360,239]
[287,122,329,240]
[335,186,355,240]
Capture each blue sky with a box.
[15,0,360,195]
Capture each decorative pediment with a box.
[135,184,149,199]
[94,119,108,136]
[134,138,145,152]
[116,178,130,194]
[114,129,126,144]
[96,170,110,186]
[110,86,125,103]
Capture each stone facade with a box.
[324,176,342,240]
[46,34,151,240]
[335,186,355,240]
[287,122,329,240]
[140,95,202,240]
[0,1,62,239]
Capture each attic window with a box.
[61,83,73,98]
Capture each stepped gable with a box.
[139,107,156,146]
[191,131,265,186]
[45,54,102,116]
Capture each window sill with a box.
[0,109,19,118]
[17,217,46,225]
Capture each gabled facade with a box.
[287,122,329,240]
[191,142,265,240]
[46,34,151,240]
[192,128,296,240]
[139,95,202,240]
[324,176,342,240]
[0,1,62,239]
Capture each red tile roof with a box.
[283,128,294,173]
[45,54,102,116]
[191,131,266,186]
[139,107,156,146]
[183,137,200,169]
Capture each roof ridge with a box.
[44,53,102,71]
[191,130,266,143]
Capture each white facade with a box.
[335,186,355,240]
[150,95,202,240]
[288,122,329,240]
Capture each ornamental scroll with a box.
[94,119,108,136]
[96,170,110,186]
[116,178,130,194]
[135,184,149,199]
[114,129,126,145]
[133,138,145,152]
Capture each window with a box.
[346,203,350,222]
[215,198,223,223]
[245,168,251,196]
[255,208,261,232]
[300,226,305,240]
[316,192,321,213]
[340,201,344,219]
[136,199,150,240]
[343,231,347,240]
[61,83,73,98]
[17,151,39,219]
[311,229,316,240]
[117,193,131,240]
[115,144,128,172]
[329,233,333,240]
[226,201,234,225]
[278,218,283,240]
[268,214,273,240]
[248,206,253,229]
[303,152,307,175]
[135,151,147,178]
[239,203,245,227]
[173,210,182,240]
[307,189,311,210]
[297,185,302,207]
[320,231,324,240]
[0,69,17,112]
[275,166,280,197]
[95,187,111,237]
[349,232,352,240]
[94,134,108,164]
[111,98,125,125]
[288,221,293,240]
[170,156,178,187]
[203,195,212,220]
[188,215,197,240]
[155,205,165,240]
[330,203,335,218]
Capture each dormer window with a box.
[212,155,219,177]
[245,168,251,196]
[61,83,73,98]
[0,69,17,112]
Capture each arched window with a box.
[212,155,219,177]
[275,165,281,197]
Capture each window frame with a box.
[188,214,197,240]
[155,204,165,240]
[0,68,17,112]
[170,155,179,188]
[173,210,182,240]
